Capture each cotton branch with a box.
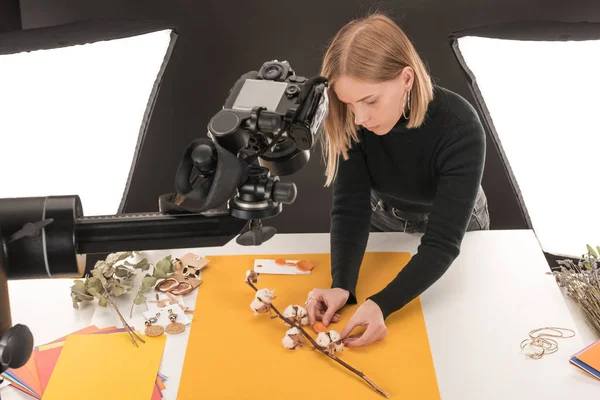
[245,270,390,398]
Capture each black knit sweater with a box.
[329,85,486,319]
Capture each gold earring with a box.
[402,91,411,120]
[144,316,164,337]
[165,308,185,334]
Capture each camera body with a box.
[207,60,328,176]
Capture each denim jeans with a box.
[370,186,490,233]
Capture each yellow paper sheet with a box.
[178,252,440,399]
[41,332,166,400]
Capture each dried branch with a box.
[549,245,600,336]
[245,274,390,398]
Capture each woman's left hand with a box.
[340,299,388,347]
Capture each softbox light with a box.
[0,19,177,216]
[450,21,600,261]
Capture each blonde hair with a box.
[320,12,434,186]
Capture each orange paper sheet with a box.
[41,332,167,400]
[5,325,108,398]
[577,340,600,371]
[178,252,440,399]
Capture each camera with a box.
[208,60,329,176]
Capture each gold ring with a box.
[305,296,317,305]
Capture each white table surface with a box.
[2,229,599,399]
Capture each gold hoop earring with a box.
[402,90,411,120]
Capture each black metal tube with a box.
[0,196,83,279]
[75,211,247,254]
[0,195,248,279]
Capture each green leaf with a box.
[587,244,598,259]
[126,258,150,271]
[91,268,108,286]
[103,266,116,277]
[86,277,103,293]
[95,261,111,272]
[98,296,108,307]
[597,246,600,258]
[71,293,80,309]
[141,276,158,290]
[105,252,133,265]
[134,292,147,305]
[120,280,134,291]
[583,261,592,270]
[111,281,127,297]
[113,266,129,278]
[71,280,88,295]
[93,292,109,307]
[156,256,173,274]
[153,268,167,279]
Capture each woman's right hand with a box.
[305,288,350,326]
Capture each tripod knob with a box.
[272,181,297,204]
[0,324,33,374]
[191,143,217,173]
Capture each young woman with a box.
[304,13,490,347]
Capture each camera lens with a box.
[263,65,281,80]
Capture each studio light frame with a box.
[0,18,178,216]
[450,20,600,263]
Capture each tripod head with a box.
[0,60,329,373]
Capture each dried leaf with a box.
[103,266,116,277]
[132,258,150,271]
[111,281,127,297]
[86,277,103,293]
[588,244,599,259]
[114,266,131,278]
[105,252,133,265]
[134,292,147,305]
[156,256,173,274]
[71,280,88,295]
[141,276,158,290]
[94,292,108,307]
[94,261,111,272]
[90,269,108,286]
[153,268,168,279]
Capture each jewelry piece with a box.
[183,265,201,278]
[155,277,179,293]
[305,296,317,306]
[165,308,185,334]
[520,327,575,359]
[144,316,164,337]
[402,90,411,119]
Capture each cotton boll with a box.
[245,270,259,283]
[316,330,343,355]
[255,288,276,304]
[328,330,344,353]
[282,335,296,349]
[286,327,302,337]
[316,332,330,348]
[250,298,269,316]
[282,327,303,350]
[328,330,341,342]
[282,305,296,326]
[282,305,309,326]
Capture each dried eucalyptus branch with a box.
[245,270,390,398]
[70,251,175,345]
